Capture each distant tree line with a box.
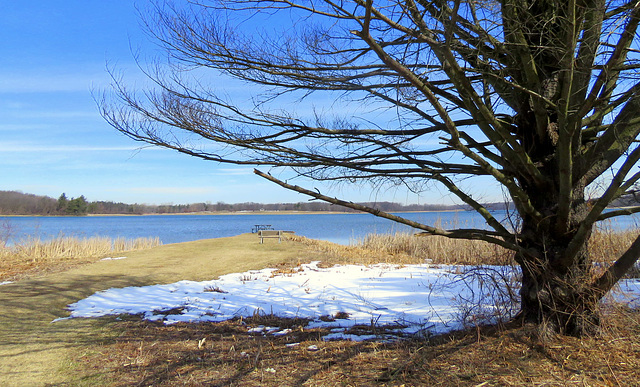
[0,190,518,216]
[0,191,59,215]
[0,191,152,215]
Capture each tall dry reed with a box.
[589,227,638,264]
[5,235,162,261]
[355,228,638,266]
[355,232,513,265]
[0,235,162,281]
[289,226,638,268]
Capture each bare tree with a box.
[102,0,640,335]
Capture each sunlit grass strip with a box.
[589,227,639,263]
[355,232,512,265]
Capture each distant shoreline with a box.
[1,207,636,218]
[1,209,469,217]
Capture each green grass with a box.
[0,233,321,386]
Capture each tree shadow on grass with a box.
[76,318,392,386]
[72,316,530,386]
[0,273,156,384]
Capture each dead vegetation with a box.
[287,227,639,269]
[66,229,640,386]
[77,306,640,386]
[0,235,161,281]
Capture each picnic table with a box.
[251,224,273,233]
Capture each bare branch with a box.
[254,168,521,251]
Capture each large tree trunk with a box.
[519,258,600,337]
[517,211,599,337]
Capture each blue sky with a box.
[0,1,498,206]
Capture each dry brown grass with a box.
[76,306,640,386]
[287,227,639,268]
[0,235,161,282]
[590,227,639,264]
[357,232,513,265]
[287,232,512,267]
[0,233,330,386]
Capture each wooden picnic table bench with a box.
[258,230,282,243]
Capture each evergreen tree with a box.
[57,193,68,214]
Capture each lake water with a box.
[1,210,638,246]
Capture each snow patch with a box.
[60,261,640,340]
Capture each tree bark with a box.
[517,213,600,336]
[519,259,600,337]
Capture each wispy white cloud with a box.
[0,145,143,152]
[9,110,99,120]
[212,168,254,176]
[0,123,52,131]
[0,61,147,94]
[0,100,32,109]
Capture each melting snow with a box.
[99,256,127,261]
[60,261,640,341]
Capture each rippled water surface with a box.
[1,210,637,245]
